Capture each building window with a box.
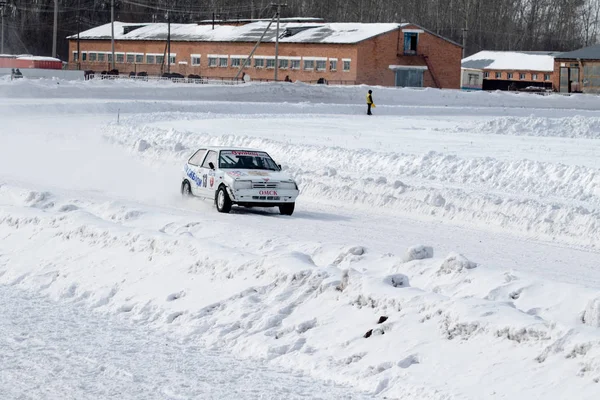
[544,74,551,81]
[89,52,97,62]
[291,59,300,70]
[146,55,155,64]
[266,58,276,69]
[97,53,105,62]
[73,52,78,62]
[403,32,418,55]
[304,59,314,70]
[208,56,217,67]
[135,54,143,63]
[532,73,538,80]
[330,59,337,71]
[255,58,265,68]
[116,53,124,63]
[279,59,288,69]
[343,59,351,72]
[107,53,113,62]
[495,72,501,79]
[468,73,480,86]
[191,55,201,66]
[170,55,176,65]
[81,52,87,61]
[126,54,135,63]
[219,57,228,67]
[507,72,513,79]
[519,73,526,80]
[316,59,326,71]
[156,55,164,65]
[484,72,489,78]
[231,57,241,67]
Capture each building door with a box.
[395,69,424,87]
[570,67,580,92]
[560,67,570,93]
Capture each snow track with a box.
[0,284,367,400]
[106,112,600,249]
[2,80,600,399]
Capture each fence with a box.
[84,73,357,86]
[85,74,244,85]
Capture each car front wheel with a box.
[279,203,295,216]
[216,186,232,213]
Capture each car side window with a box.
[188,149,206,166]
[202,151,218,169]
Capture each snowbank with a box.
[2,78,600,111]
[455,115,600,139]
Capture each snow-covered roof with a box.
[67,21,407,44]
[17,56,61,62]
[461,51,557,72]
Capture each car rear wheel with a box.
[279,203,295,216]
[216,186,232,213]
[181,181,192,197]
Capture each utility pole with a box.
[167,11,170,74]
[111,0,115,69]
[462,27,467,59]
[462,0,469,59]
[0,0,6,55]
[77,0,80,70]
[52,0,58,57]
[234,13,277,80]
[272,3,287,81]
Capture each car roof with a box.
[203,146,265,152]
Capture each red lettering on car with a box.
[259,190,278,196]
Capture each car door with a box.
[198,150,218,198]
[186,149,206,196]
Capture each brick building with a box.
[461,51,557,91]
[553,45,600,93]
[67,20,462,88]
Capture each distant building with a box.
[66,20,462,88]
[553,45,600,93]
[461,51,557,91]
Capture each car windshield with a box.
[219,150,279,171]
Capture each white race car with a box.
[181,146,300,215]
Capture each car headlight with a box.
[279,181,298,190]
[234,180,252,190]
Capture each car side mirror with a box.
[208,162,215,170]
[278,164,282,170]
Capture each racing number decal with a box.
[203,174,208,188]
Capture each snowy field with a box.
[1,79,600,399]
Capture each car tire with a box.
[216,186,232,213]
[181,181,192,197]
[279,203,295,216]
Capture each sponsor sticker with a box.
[259,190,278,196]
[210,177,215,187]
[227,171,245,178]
[248,171,270,177]
[185,165,202,187]
[230,150,261,156]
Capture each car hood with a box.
[224,169,293,181]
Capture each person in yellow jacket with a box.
[366,89,375,115]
